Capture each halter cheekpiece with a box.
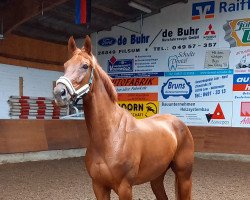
[56,68,94,102]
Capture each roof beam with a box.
[92,4,130,19]
[132,0,158,10]
[0,0,69,35]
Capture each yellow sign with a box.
[118,101,159,119]
[224,18,250,47]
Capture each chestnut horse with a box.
[54,36,194,200]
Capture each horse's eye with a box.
[82,64,88,69]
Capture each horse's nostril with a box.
[60,89,66,96]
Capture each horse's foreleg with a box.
[150,172,168,200]
[92,181,111,200]
[117,181,132,200]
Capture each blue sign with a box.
[233,74,250,84]
[161,78,192,99]
[165,69,233,76]
[98,37,116,47]
[108,59,134,73]
[192,1,215,20]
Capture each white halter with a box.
[56,68,94,100]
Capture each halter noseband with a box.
[56,68,94,101]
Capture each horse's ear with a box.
[68,36,77,56]
[84,35,92,55]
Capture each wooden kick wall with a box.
[0,120,249,155]
[0,120,89,154]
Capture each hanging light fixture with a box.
[128,1,152,13]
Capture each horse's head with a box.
[54,36,95,107]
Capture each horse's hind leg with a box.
[173,166,192,200]
[150,172,168,200]
[171,143,194,200]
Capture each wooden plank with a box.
[189,126,250,154]
[0,120,249,154]
[0,55,63,72]
[0,52,63,66]
[204,127,250,154]
[19,77,23,96]
[0,120,48,153]
[188,126,205,152]
[44,120,89,150]
[0,34,66,71]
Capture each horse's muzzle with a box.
[53,83,70,107]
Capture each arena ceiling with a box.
[0,0,187,44]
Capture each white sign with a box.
[204,50,230,69]
[160,101,232,127]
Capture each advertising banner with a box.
[118,101,159,119]
[94,0,250,127]
[160,101,232,126]
[159,69,233,101]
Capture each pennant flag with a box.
[75,0,91,24]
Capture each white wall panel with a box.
[0,64,63,119]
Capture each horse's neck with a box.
[83,70,122,147]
